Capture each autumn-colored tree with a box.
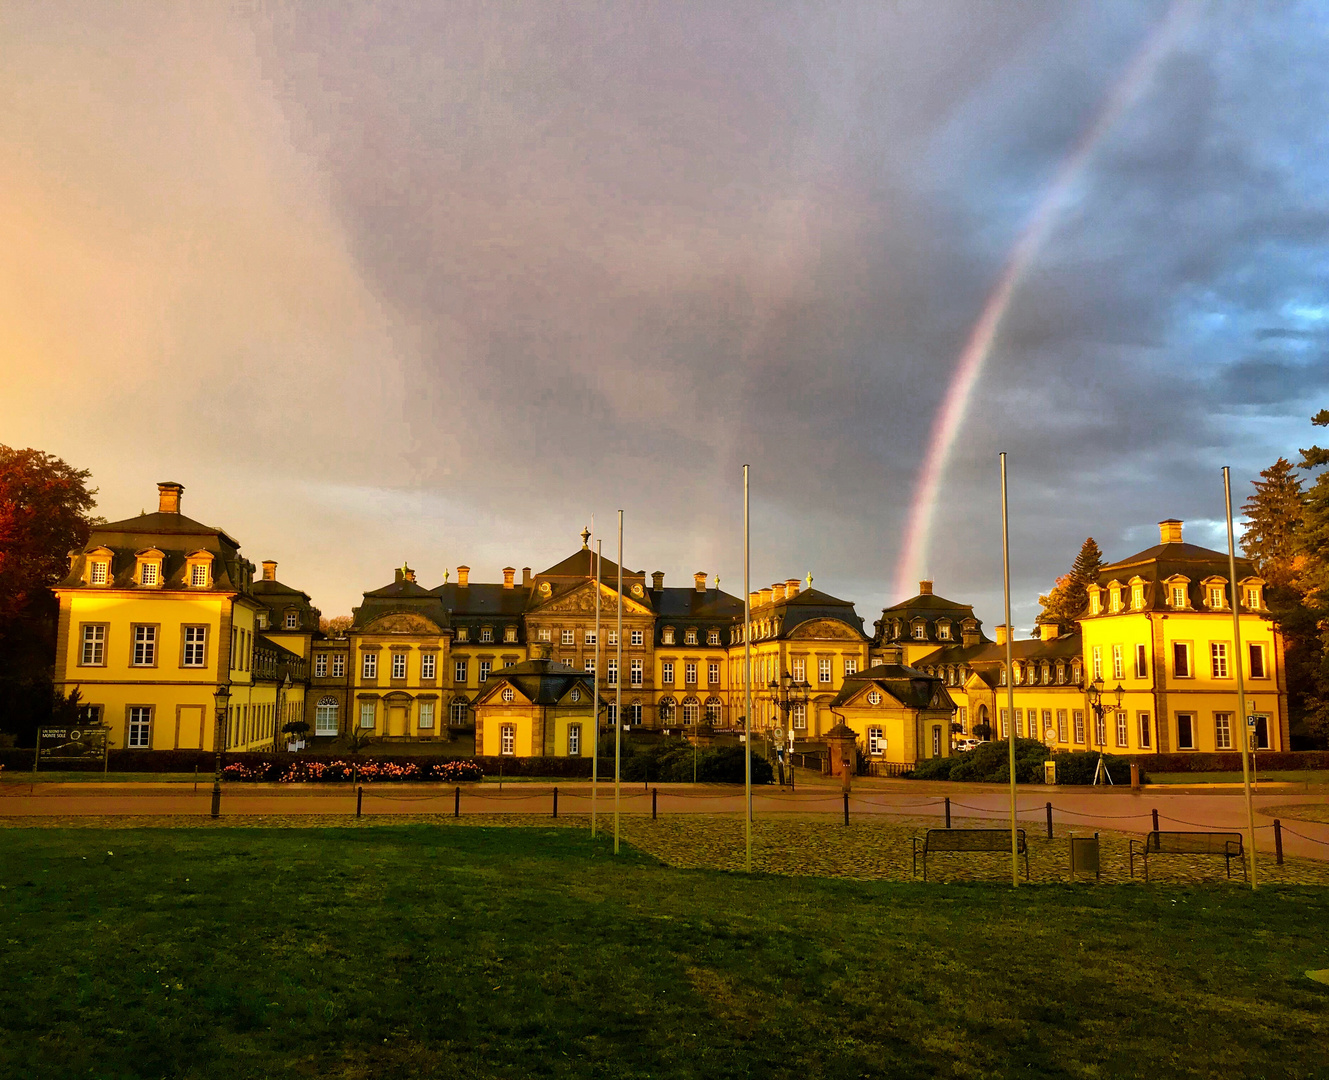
[320,615,353,638]
[1035,538,1104,633]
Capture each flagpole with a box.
[743,464,753,873]
[614,509,623,855]
[1223,466,1259,889]
[590,522,599,838]
[1000,452,1019,888]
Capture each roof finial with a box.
[443,568,450,584]
[806,572,813,589]
[714,574,720,590]
[580,525,591,549]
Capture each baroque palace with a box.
[54,483,1289,765]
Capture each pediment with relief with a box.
[787,618,862,641]
[532,581,652,617]
[364,612,443,635]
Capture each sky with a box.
[3,1,1328,631]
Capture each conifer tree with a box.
[1240,457,1305,588]
[1036,538,1105,632]
[1294,410,1329,740]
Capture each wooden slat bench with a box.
[912,829,1028,881]
[1129,831,1247,882]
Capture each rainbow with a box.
[892,0,1199,601]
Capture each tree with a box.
[1241,457,1306,589]
[319,615,352,638]
[1036,538,1105,632]
[0,447,100,745]
[1293,410,1329,742]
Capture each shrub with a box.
[904,739,1050,784]
[596,736,772,784]
[1051,751,1143,786]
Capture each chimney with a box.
[1159,519,1183,544]
[694,571,707,594]
[261,560,277,582]
[759,587,773,606]
[502,567,516,589]
[652,571,665,591]
[404,566,416,584]
[994,624,1008,646]
[771,582,786,602]
[394,568,404,584]
[919,580,933,596]
[962,625,981,648]
[457,566,470,588]
[785,578,800,598]
[749,591,761,608]
[1039,623,1059,642]
[522,567,532,587]
[157,482,184,514]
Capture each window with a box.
[844,658,858,677]
[331,654,345,678]
[1091,646,1102,681]
[682,629,696,646]
[629,703,642,725]
[708,662,720,685]
[604,659,616,686]
[1245,586,1261,609]
[315,698,339,735]
[182,626,207,667]
[818,658,832,684]
[585,630,597,645]
[132,625,157,667]
[560,629,574,646]
[1208,585,1225,610]
[1135,644,1148,679]
[450,700,469,725]
[480,627,493,643]
[1089,591,1101,615]
[140,562,159,586]
[791,701,806,730]
[1073,710,1086,744]
[1042,710,1053,739]
[631,630,643,647]
[568,724,582,756]
[607,631,618,646]
[1254,715,1270,750]
[80,624,106,666]
[606,704,617,725]
[502,686,515,703]
[420,653,436,681]
[999,667,1007,686]
[630,659,643,687]
[682,698,700,724]
[1013,708,1023,736]
[1109,588,1121,613]
[661,661,674,685]
[504,626,517,643]
[868,726,884,755]
[913,623,927,640]
[479,661,491,682]
[659,697,676,722]
[257,612,269,630]
[708,630,720,645]
[792,659,806,683]
[455,660,467,683]
[1249,643,1266,679]
[1171,585,1187,609]
[456,627,469,643]
[500,725,515,755]
[685,662,697,685]
[1172,642,1191,678]
[584,657,596,676]
[1210,642,1229,679]
[127,706,152,748]
[358,702,376,729]
[1138,712,1151,749]
[1131,584,1144,609]
[1177,712,1195,750]
[391,653,407,679]
[938,623,951,641]
[315,653,328,678]
[90,560,109,585]
[1115,710,1128,748]
[1071,658,1082,684]
[866,690,882,706]
[1057,709,1068,742]
[705,697,721,723]
[1112,645,1124,681]
[362,653,377,680]
[661,628,674,645]
[537,628,551,642]
[1212,711,1232,748]
[1000,709,1010,738]
[190,563,208,587]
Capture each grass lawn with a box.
[1149,770,1329,786]
[1,771,206,784]
[1,826,1327,1079]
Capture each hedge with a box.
[1122,751,1329,773]
[906,741,1144,785]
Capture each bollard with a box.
[1130,762,1140,792]
[194,763,199,794]
[1151,808,1159,832]
[843,791,849,827]
[1046,801,1053,840]
[1274,819,1283,865]
[356,785,363,819]
[652,787,658,820]
[944,796,951,829]
[454,785,460,818]
[553,786,558,819]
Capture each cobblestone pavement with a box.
[3,811,1326,886]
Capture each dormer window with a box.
[1056,661,1066,684]
[912,622,927,640]
[662,627,675,645]
[1088,587,1102,615]
[1171,585,1187,609]
[504,626,518,643]
[708,629,720,645]
[1131,582,1145,610]
[685,629,698,645]
[999,666,1007,685]
[285,610,299,629]
[1108,584,1122,613]
[257,612,269,629]
[1208,585,1225,610]
[937,621,951,641]
[456,627,469,643]
[135,549,165,588]
[90,562,108,585]
[1071,658,1082,683]
[1243,581,1264,610]
[191,564,207,587]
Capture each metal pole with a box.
[743,464,753,872]
[1000,452,1019,887]
[591,534,600,838]
[1223,466,1258,889]
[210,703,226,818]
[614,510,623,855]
[553,786,558,819]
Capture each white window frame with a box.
[140,562,159,586]
[455,660,467,683]
[568,723,581,756]
[607,631,618,646]
[1091,646,1102,681]
[81,624,106,666]
[791,701,806,730]
[1112,645,1124,681]
[682,698,699,725]
[661,628,673,645]
[359,702,376,729]
[659,697,676,722]
[630,659,643,687]
[606,659,618,686]
[661,661,674,685]
[708,661,720,685]
[315,699,339,735]
[844,658,857,677]
[1138,711,1151,748]
[704,697,721,724]
[1210,642,1229,679]
[315,653,328,678]
[362,653,377,680]
[818,658,832,685]
[631,630,644,647]
[792,659,805,683]
[331,654,345,678]
[90,560,109,585]
[478,661,491,683]
[480,627,493,643]
[584,630,597,645]
[127,706,152,748]
[500,724,515,755]
[421,653,436,681]
[418,702,435,730]
[132,625,157,667]
[391,652,407,680]
[182,626,207,668]
[708,630,720,645]
[1073,710,1085,744]
[191,563,209,588]
[685,629,697,645]
[285,610,299,629]
[561,629,574,646]
[684,662,697,685]
[1115,710,1128,748]
[538,628,552,642]
[450,700,469,725]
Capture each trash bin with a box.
[1044,760,1056,785]
[1070,833,1100,882]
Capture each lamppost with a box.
[1086,676,1124,786]
[211,684,230,818]
[767,670,811,787]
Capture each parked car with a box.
[952,737,980,752]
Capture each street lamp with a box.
[767,671,811,787]
[1086,677,1124,786]
[211,684,230,818]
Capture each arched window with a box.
[629,701,642,725]
[1041,662,1051,685]
[314,697,339,735]
[1071,658,1082,684]
[704,697,722,723]
[682,697,700,725]
[1055,661,1065,685]
[659,696,676,722]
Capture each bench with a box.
[912,828,1028,881]
[1129,831,1247,882]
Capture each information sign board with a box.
[38,725,107,760]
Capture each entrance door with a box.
[389,705,407,737]
[1254,714,1270,750]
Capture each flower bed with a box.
[221,758,484,783]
